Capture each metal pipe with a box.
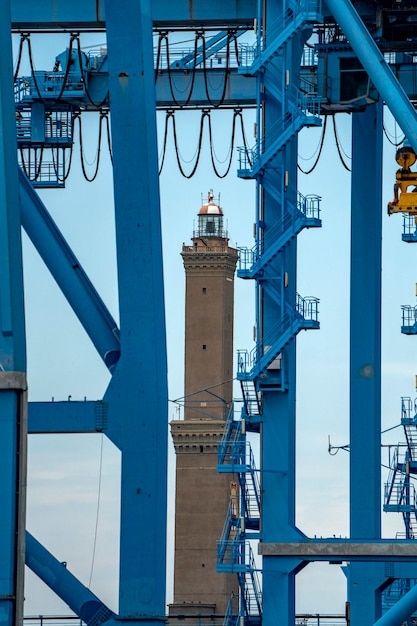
[374,581,417,626]
[25,532,114,626]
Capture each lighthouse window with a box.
[202,288,206,294]
[206,219,215,233]
[202,344,207,350]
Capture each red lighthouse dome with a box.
[197,190,226,238]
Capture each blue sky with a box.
[16,32,417,618]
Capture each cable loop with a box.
[298,116,327,175]
[75,35,109,108]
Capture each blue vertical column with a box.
[104,0,168,623]
[348,101,383,624]
[0,2,28,625]
[260,4,306,626]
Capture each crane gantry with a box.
[3,1,417,625]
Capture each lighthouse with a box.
[169,191,239,624]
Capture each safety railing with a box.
[237,295,319,376]
[16,72,85,102]
[18,159,66,188]
[401,396,414,422]
[218,406,243,466]
[218,501,240,564]
[15,77,32,103]
[222,594,240,626]
[239,542,262,615]
[384,445,400,509]
[240,456,261,520]
[296,293,319,322]
[401,305,417,333]
[402,214,417,242]
[155,45,242,71]
[237,192,321,273]
[237,89,321,175]
[16,117,32,140]
[384,480,416,511]
[238,0,321,69]
[295,617,347,625]
[24,618,85,626]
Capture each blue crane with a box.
[3,1,417,625]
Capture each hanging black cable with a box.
[14,33,28,81]
[298,115,326,161]
[237,108,252,167]
[158,110,173,175]
[231,31,241,67]
[47,115,64,183]
[60,112,76,181]
[207,110,237,178]
[171,110,208,178]
[46,112,75,183]
[102,111,113,165]
[154,32,165,83]
[27,33,77,106]
[19,147,29,177]
[64,143,74,180]
[202,32,231,108]
[32,147,45,181]
[383,124,404,147]
[163,32,200,108]
[75,36,109,109]
[76,112,104,182]
[297,115,327,175]
[332,115,351,161]
[332,115,351,172]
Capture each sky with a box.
[13,31,417,620]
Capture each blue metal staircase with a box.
[217,405,261,626]
[217,534,262,626]
[237,88,321,180]
[238,0,322,75]
[222,4,323,626]
[235,0,322,398]
[237,294,319,383]
[384,397,417,539]
[237,192,321,280]
[383,397,417,619]
[239,377,262,422]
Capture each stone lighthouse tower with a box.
[169,191,239,624]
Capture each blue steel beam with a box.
[17,68,256,111]
[28,401,108,434]
[10,0,256,29]
[155,71,256,108]
[0,4,27,626]
[19,171,121,372]
[348,102,383,625]
[324,0,417,151]
[25,532,115,625]
[103,0,168,622]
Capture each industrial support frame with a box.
[3,0,417,625]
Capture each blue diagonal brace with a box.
[324,0,417,150]
[25,532,115,626]
[19,170,120,371]
[374,581,417,626]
